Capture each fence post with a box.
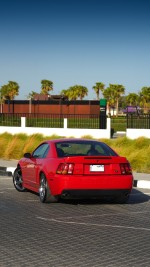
[107,117,111,134]
[64,118,68,129]
[21,117,26,127]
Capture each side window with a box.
[32,143,49,158]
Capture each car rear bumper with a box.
[49,174,133,196]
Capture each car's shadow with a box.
[128,188,150,204]
[60,188,150,205]
[24,188,150,205]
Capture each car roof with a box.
[43,138,102,144]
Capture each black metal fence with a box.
[0,113,106,129]
[1,113,150,130]
[127,114,150,129]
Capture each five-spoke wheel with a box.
[13,167,26,192]
[39,173,59,203]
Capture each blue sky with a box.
[0,0,150,99]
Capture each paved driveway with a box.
[0,176,150,267]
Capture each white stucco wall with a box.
[0,117,150,139]
[126,129,150,139]
[0,118,111,139]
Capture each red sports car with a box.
[13,138,133,203]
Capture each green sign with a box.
[100,99,107,106]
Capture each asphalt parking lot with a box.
[0,175,150,267]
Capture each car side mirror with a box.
[24,152,32,158]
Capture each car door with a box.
[24,143,49,188]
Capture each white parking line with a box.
[37,210,150,221]
[51,219,150,231]
[37,215,150,232]
[27,200,39,202]
[0,189,14,192]
[6,188,15,190]
[0,177,12,180]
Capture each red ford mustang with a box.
[13,138,133,203]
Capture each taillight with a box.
[120,163,132,175]
[56,163,74,174]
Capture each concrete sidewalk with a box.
[0,159,150,189]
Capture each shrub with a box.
[0,133,149,173]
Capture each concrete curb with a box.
[133,179,150,189]
[0,166,150,189]
[6,167,16,174]
[0,166,14,177]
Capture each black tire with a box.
[13,167,26,192]
[39,173,59,203]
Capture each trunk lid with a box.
[64,156,129,175]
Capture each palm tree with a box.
[61,85,88,100]
[61,89,69,99]
[115,84,125,116]
[61,87,77,100]
[27,91,37,99]
[103,87,116,115]
[110,84,125,116]
[92,82,105,100]
[67,87,78,100]
[139,87,150,113]
[126,93,139,106]
[103,84,125,116]
[0,81,19,100]
[76,85,88,100]
[40,80,53,95]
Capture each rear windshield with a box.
[55,140,117,157]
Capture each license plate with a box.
[90,165,104,172]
